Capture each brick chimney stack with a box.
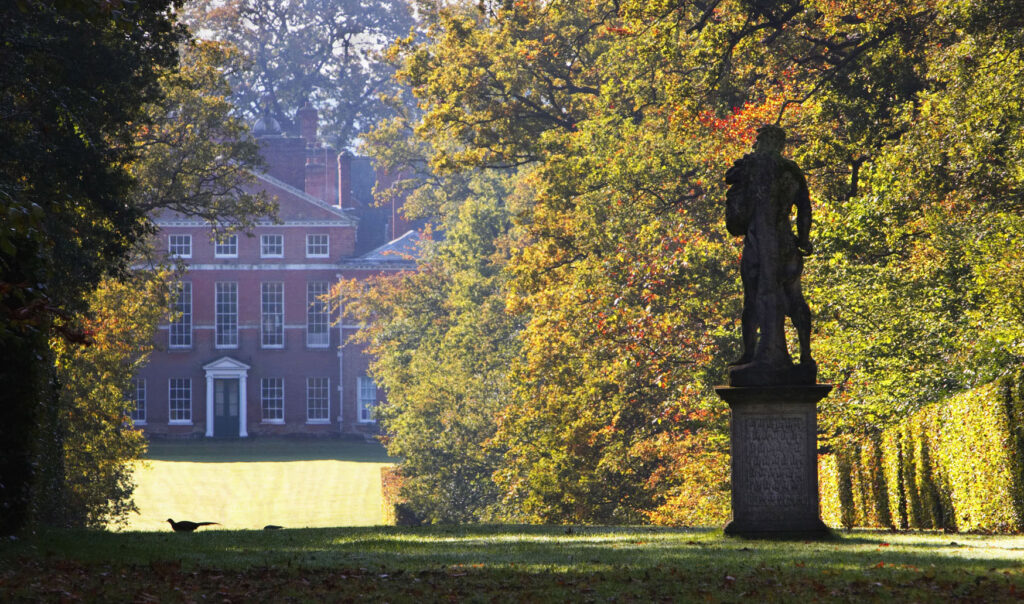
[305,155,326,202]
[297,101,318,147]
[337,151,353,208]
[256,113,305,190]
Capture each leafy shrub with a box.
[839,434,893,529]
[936,381,1020,531]
[645,433,730,527]
[381,466,402,526]
[880,428,907,529]
[818,454,843,528]
[819,370,1024,532]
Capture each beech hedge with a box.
[819,369,1024,532]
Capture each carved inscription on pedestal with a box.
[717,386,831,535]
[735,415,808,512]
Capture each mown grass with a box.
[3,525,1023,602]
[143,438,397,463]
[127,438,395,531]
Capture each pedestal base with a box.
[715,384,832,538]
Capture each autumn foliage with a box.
[349,0,1024,526]
[35,273,171,528]
[820,369,1024,533]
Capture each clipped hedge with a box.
[819,369,1024,532]
[818,453,843,527]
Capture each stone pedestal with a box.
[715,384,832,537]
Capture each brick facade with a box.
[134,109,416,438]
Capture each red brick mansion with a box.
[131,104,417,438]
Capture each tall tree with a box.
[363,0,1024,524]
[379,0,741,523]
[35,271,172,529]
[0,0,184,535]
[32,36,274,529]
[185,0,415,148]
[130,39,275,231]
[806,4,1024,436]
[337,166,521,522]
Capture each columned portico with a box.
[202,356,251,438]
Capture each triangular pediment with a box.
[202,356,251,372]
[150,169,358,228]
[252,172,357,225]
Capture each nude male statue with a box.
[724,125,816,386]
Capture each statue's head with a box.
[754,124,786,154]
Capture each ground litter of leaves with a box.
[2,526,1023,602]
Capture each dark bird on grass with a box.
[167,518,220,532]
[263,525,283,530]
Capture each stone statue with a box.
[724,125,816,386]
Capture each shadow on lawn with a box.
[310,526,1024,574]
[17,525,1024,575]
[143,436,396,463]
[4,526,1024,602]
[835,532,1024,552]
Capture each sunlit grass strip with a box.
[124,440,394,531]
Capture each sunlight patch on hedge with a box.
[820,369,1024,532]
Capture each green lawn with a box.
[3,526,1023,601]
[126,438,396,531]
[8,440,1022,600]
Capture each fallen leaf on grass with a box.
[148,560,181,578]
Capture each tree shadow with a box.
[143,436,396,463]
[4,526,1023,601]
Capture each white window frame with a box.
[129,378,146,425]
[261,282,284,348]
[260,234,284,258]
[357,376,377,423]
[168,234,191,259]
[306,377,330,423]
[305,234,329,258]
[168,281,192,349]
[169,378,192,424]
[261,377,284,423]
[306,281,330,348]
[214,233,238,258]
[215,281,238,349]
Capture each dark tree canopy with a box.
[0,0,185,534]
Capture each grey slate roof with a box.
[338,230,420,270]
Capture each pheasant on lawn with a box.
[167,518,219,532]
